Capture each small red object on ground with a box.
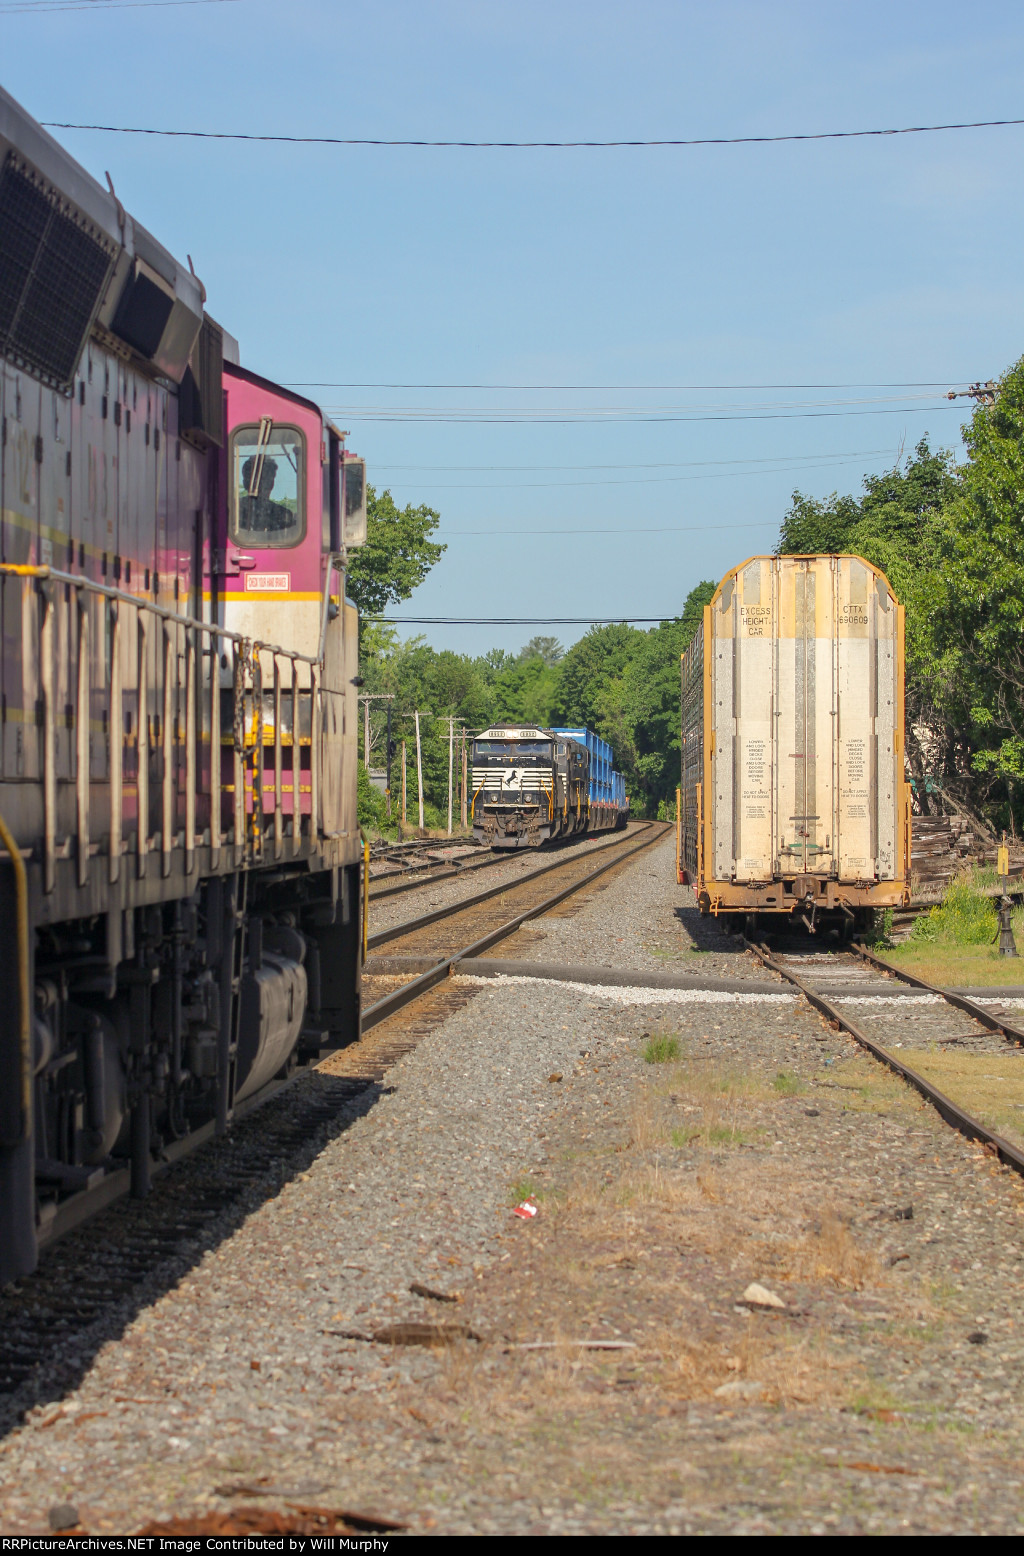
[512,1199,539,1220]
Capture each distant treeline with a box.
[778,354,1024,835]
[355,354,1024,836]
[356,589,714,828]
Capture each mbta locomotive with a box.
[0,87,367,1283]
[471,724,628,848]
[678,553,912,935]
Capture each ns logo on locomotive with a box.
[0,87,369,1283]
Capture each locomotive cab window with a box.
[230,421,306,547]
[474,739,551,759]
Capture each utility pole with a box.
[947,381,997,407]
[385,703,394,820]
[357,693,395,770]
[400,740,407,841]
[414,710,424,832]
[461,726,468,830]
[447,715,454,836]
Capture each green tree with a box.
[778,438,959,814]
[519,635,564,665]
[345,485,446,616]
[555,623,641,730]
[490,655,560,726]
[929,361,1024,824]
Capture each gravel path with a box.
[4,835,1024,1534]
[492,830,767,981]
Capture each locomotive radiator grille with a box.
[0,154,116,393]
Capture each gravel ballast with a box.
[3,835,1024,1533]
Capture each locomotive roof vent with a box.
[0,151,116,393]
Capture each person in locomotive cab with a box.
[239,455,293,534]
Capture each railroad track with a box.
[369,839,513,900]
[360,821,670,1032]
[368,836,493,897]
[0,822,668,1415]
[745,934,1024,1174]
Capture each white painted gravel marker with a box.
[454,973,797,1005]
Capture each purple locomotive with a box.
[0,86,367,1282]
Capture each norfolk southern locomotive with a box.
[471,724,628,848]
[0,88,368,1283]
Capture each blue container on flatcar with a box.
[551,727,628,829]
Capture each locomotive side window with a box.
[230,421,306,546]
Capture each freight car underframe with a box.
[695,876,907,936]
[0,564,362,1285]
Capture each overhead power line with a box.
[440,518,780,537]
[39,115,1024,148]
[374,447,895,472]
[5,0,236,11]
[389,454,894,492]
[289,381,956,391]
[327,404,959,426]
[374,617,686,625]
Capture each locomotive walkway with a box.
[3,835,1024,1534]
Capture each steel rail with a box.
[851,942,1024,1048]
[34,825,667,1258]
[361,823,671,1032]
[744,938,1024,1176]
[369,848,512,899]
[367,823,656,950]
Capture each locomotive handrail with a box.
[0,563,323,666]
[0,561,335,888]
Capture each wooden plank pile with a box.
[911,815,957,894]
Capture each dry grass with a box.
[651,1317,850,1406]
[430,1040,891,1441]
[887,942,1024,987]
[896,1049,1024,1149]
[773,1210,882,1290]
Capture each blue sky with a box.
[5,0,1023,655]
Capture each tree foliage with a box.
[778,373,1024,833]
[355,587,715,829]
[344,485,446,616]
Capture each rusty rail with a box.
[744,937,1024,1177]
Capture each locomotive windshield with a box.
[230,421,305,546]
[474,739,552,759]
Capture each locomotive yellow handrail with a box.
[0,807,30,1140]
